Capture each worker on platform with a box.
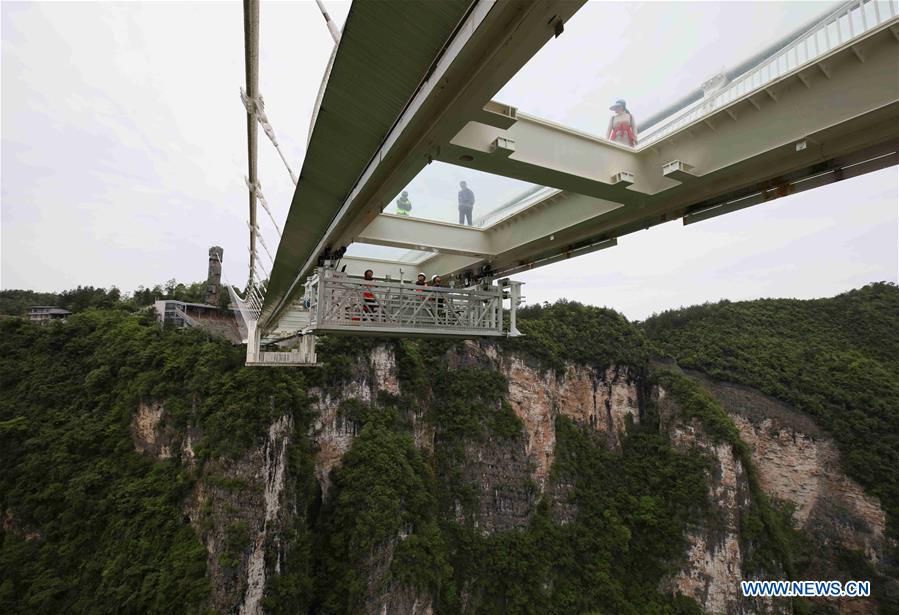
[415,272,427,286]
[362,269,377,320]
[607,99,637,147]
[430,275,445,321]
[458,181,475,226]
[396,191,412,216]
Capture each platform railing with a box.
[305,271,505,336]
[640,0,898,147]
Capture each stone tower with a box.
[206,246,224,306]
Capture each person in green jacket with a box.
[396,191,412,216]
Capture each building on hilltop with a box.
[27,306,71,322]
[154,300,219,328]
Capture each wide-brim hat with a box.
[609,99,627,111]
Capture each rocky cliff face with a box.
[695,374,895,614]
[304,343,781,614]
[658,388,783,615]
[130,342,893,614]
[131,403,295,615]
[700,376,889,562]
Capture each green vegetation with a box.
[644,283,899,541]
[654,371,798,576]
[312,400,445,613]
[3,286,895,613]
[428,415,711,615]
[311,337,710,614]
[0,279,215,317]
[0,310,309,613]
[509,301,652,373]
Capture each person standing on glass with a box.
[458,181,475,226]
[395,191,412,216]
[607,99,637,147]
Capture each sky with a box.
[1,1,897,320]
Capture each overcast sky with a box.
[2,1,897,320]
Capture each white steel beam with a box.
[418,108,898,282]
[437,113,648,200]
[354,192,623,271]
[356,214,493,257]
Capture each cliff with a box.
[1,285,897,614]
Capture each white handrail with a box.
[639,0,897,146]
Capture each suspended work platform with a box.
[304,269,520,337]
[244,267,523,366]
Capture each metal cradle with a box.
[244,269,523,366]
[304,269,520,337]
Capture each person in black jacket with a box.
[458,181,475,226]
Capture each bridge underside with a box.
[260,0,899,342]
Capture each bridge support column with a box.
[246,321,260,363]
[506,280,524,337]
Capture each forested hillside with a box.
[0,280,216,316]
[643,283,899,543]
[1,285,896,613]
[0,310,303,612]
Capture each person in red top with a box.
[607,99,637,147]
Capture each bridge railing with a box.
[640,0,898,147]
[305,270,505,336]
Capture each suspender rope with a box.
[240,88,298,186]
[246,222,270,263]
[245,177,282,236]
[247,221,275,263]
[253,258,270,284]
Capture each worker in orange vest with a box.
[607,99,637,147]
[395,191,412,216]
